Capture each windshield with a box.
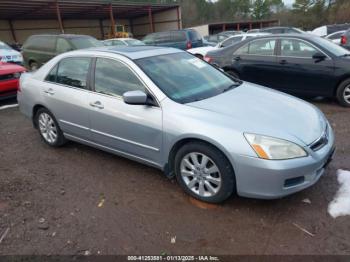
[316,37,350,56]
[125,39,145,46]
[0,41,12,50]
[136,52,241,103]
[70,37,103,49]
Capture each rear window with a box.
[24,35,56,51]
[69,37,103,49]
[155,32,171,44]
[172,31,187,42]
[188,30,202,41]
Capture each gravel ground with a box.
[0,99,349,255]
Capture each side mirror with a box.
[123,90,150,105]
[312,52,327,61]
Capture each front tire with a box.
[174,142,236,203]
[35,108,67,147]
[336,79,350,107]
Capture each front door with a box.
[42,57,92,140]
[88,57,163,165]
[276,38,335,96]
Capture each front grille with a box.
[0,74,15,81]
[310,125,329,151]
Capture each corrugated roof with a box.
[0,0,179,20]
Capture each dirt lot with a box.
[0,99,349,256]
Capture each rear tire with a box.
[35,108,67,147]
[336,78,350,107]
[29,61,39,71]
[174,142,236,204]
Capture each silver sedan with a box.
[17,46,335,203]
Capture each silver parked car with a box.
[18,46,335,203]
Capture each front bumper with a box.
[0,79,19,100]
[233,125,335,199]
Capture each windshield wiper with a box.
[340,53,350,57]
[222,83,241,93]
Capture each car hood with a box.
[187,82,326,146]
[0,62,26,75]
[0,49,20,56]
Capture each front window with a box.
[70,37,103,49]
[136,52,240,104]
[281,39,318,58]
[94,58,145,97]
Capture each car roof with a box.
[31,34,93,39]
[104,38,137,41]
[86,46,182,60]
[242,33,319,40]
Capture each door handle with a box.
[89,101,104,109]
[279,59,287,65]
[44,88,55,95]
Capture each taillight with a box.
[341,35,347,45]
[204,55,212,63]
[186,41,192,50]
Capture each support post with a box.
[222,24,226,32]
[55,1,64,34]
[148,6,154,33]
[129,19,134,36]
[99,19,105,39]
[8,20,17,43]
[260,22,263,29]
[236,23,240,31]
[249,22,252,30]
[109,3,115,37]
[176,6,181,30]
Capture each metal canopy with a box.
[0,0,179,20]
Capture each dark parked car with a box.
[142,29,203,50]
[259,27,305,34]
[205,34,350,107]
[22,34,103,70]
[340,29,350,50]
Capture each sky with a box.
[209,0,295,7]
[283,0,295,7]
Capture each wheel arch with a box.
[334,74,350,96]
[32,104,47,128]
[166,136,236,179]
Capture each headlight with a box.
[13,72,21,79]
[244,133,307,160]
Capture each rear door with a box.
[231,38,280,88]
[276,38,335,96]
[88,57,163,165]
[188,30,203,48]
[42,56,92,140]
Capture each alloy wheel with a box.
[344,85,350,104]
[180,152,222,197]
[38,113,58,144]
